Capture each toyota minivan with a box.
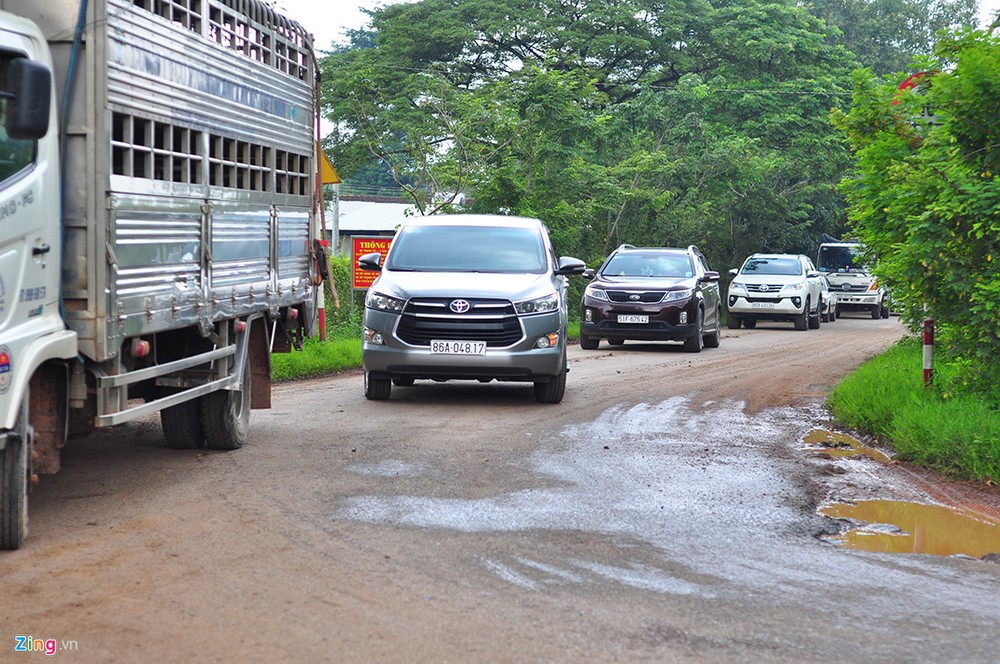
[358,215,586,402]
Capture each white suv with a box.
[726,254,824,331]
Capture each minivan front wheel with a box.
[365,371,392,400]
[534,354,567,404]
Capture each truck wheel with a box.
[579,333,599,350]
[534,353,567,404]
[683,308,704,353]
[881,304,890,319]
[365,371,392,400]
[870,304,880,320]
[794,300,809,330]
[201,361,251,450]
[1,401,29,550]
[161,399,205,449]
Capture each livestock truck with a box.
[0,0,321,549]
[816,241,889,319]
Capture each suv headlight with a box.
[661,288,694,303]
[729,280,746,292]
[515,293,560,314]
[781,282,806,292]
[366,291,406,313]
[584,284,609,301]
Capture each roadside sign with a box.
[351,236,392,290]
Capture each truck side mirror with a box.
[4,58,51,140]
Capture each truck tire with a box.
[161,399,205,449]
[683,308,704,353]
[1,401,29,550]
[870,304,880,320]
[881,303,890,318]
[534,353,567,404]
[579,333,599,350]
[201,360,251,450]
[365,371,391,400]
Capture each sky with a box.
[276,0,1000,51]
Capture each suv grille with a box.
[607,290,665,303]
[744,283,786,294]
[396,298,523,347]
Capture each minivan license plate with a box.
[430,340,487,355]
[617,314,649,324]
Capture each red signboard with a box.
[351,236,393,290]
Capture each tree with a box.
[832,28,1000,380]
[810,0,978,75]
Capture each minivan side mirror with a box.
[4,58,51,140]
[358,252,383,271]
[555,256,587,276]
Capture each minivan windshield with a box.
[740,257,802,276]
[386,225,548,273]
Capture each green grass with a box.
[827,338,1000,483]
[271,334,362,381]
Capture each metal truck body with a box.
[0,0,318,548]
[816,242,888,319]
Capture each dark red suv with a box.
[579,245,722,352]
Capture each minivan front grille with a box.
[396,298,523,347]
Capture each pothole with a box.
[820,499,1000,558]
[802,428,890,462]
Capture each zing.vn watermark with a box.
[13,636,79,656]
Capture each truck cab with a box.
[817,242,889,319]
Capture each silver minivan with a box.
[358,215,586,402]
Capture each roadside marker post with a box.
[923,314,934,388]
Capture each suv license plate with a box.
[617,314,649,324]
[750,302,775,309]
[430,340,487,355]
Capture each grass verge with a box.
[827,337,1000,484]
[271,334,362,382]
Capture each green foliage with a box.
[320,0,869,271]
[828,338,1000,483]
[811,0,977,75]
[833,28,1000,383]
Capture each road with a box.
[3,315,1000,662]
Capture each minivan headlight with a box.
[365,291,405,313]
[515,293,560,314]
[661,288,693,303]
[584,284,609,301]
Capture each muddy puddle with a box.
[802,428,890,462]
[821,500,1000,558]
[806,429,1000,558]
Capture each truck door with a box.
[0,36,64,412]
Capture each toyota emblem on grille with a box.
[450,299,471,313]
[629,294,641,301]
[758,284,770,292]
